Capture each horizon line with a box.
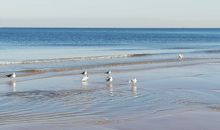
[1,27,220,29]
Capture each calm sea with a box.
[0,28,220,125]
[0,28,220,73]
[1,28,220,58]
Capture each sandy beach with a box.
[1,56,220,130]
[1,111,220,130]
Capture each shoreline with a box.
[1,57,220,79]
[0,53,220,129]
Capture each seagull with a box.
[81,75,89,82]
[129,78,137,84]
[105,70,112,75]
[81,70,88,76]
[6,72,16,78]
[81,76,89,82]
[178,54,184,60]
[106,76,113,83]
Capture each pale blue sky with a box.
[0,0,220,27]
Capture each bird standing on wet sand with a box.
[105,70,112,75]
[81,75,89,82]
[106,76,113,83]
[129,78,137,85]
[6,72,16,78]
[81,70,88,76]
[178,54,184,60]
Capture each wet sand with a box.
[0,58,220,129]
[1,110,220,130]
[106,110,220,130]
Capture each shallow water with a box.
[0,59,220,125]
[1,28,220,126]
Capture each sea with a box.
[0,28,220,126]
[0,28,220,73]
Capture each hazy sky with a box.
[0,0,220,27]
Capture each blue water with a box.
[1,28,220,47]
[0,28,220,49]
[1,28,220,126]
[0,28,220,74]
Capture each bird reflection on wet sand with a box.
[8,80,16,92]
[81,81,88,90]
[107,83,113,96]
[131,84,137,97]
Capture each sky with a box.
[0,0,220,28]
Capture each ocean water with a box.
[0,28,220,73]
[0,28,220,126]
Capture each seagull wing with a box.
[6,74,12,77]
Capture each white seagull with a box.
[129,78,137,84]
[105,70,112,75]
[6,72,16,78]
[106,76,113,83]
[81,75,89,82]
[178,54,184,60]
[81,70,88,76]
